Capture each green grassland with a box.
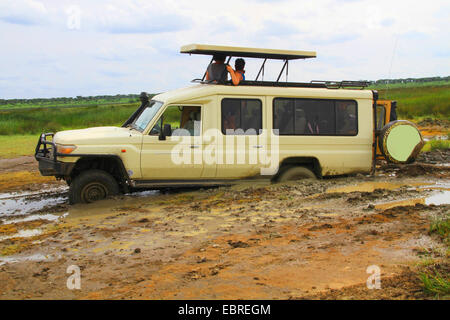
[0,102,140,158]
[0,103,139,136]
[0,95,140,110]
[0,134,40,158]
[372,83,450,119]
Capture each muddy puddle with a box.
[326,181,426,193]
[0,253,58,266]
[422,135,448,142]
[0,186,68,217]
[375,190,450,210]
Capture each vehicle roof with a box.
[153,84,373,105]
[180,44,316,60]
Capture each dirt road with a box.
[0,150,449,300]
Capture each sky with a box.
[0,0,449,99]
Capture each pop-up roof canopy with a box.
[180,43,317,60]
[180,44,368,89]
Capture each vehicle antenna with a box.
[385,35,398,99]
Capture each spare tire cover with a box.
[378,120,424,164]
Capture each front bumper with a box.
[35,133,75,176]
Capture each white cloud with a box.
[0,0,48,25]
[0,0,448,98]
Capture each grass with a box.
[0,103,138,135]
[0,96,141,111]
[418,216,450,299]
[374,83,450,119]
[0,134,39,158]
[421,139,450,152]
[420,270,450,298]
[429,216,450,243]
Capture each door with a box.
[216,97,264,179]
[140,105,204,179]
[376,100,392,158]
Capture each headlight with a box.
[57,144,77,154]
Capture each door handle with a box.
[190,145,200,149]
[252,145,263,148]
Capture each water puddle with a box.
[423,135,448,142]
[0,253,55,266]
[375,190,450,210]
[0,228,42,241]
[424,191,450,205]
[327,182,426,193]
[0,187,68,217]
[0,186,68,200]
[2,213,68,224]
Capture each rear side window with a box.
[376,105,386,130]
[221,98,262,135]
[273,98,357,136]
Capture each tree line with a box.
[1,75,449,105]
[371,75,450,85]
[0,94,141,106]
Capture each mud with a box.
[417,118,449,129]
[0,138,449,299]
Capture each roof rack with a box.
[310,80,370,89]
[190,79,327,88]
[190,79,373,89]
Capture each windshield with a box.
[131,100,164,132]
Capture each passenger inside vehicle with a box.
[183,110,201,136]
[294,108,306,134]
[336,102,357,135]
[307,115,320,134]
[223,108,237,131]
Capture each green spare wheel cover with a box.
[378,120,424,164]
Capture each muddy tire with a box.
[276,166,316,182]
[69,169,119,204]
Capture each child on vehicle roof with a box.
[226,58,246,86]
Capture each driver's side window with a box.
[150,105,201,136]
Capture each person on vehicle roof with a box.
[227,58,246,86]
[206,54,228,83]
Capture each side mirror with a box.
[159,123,171,140]
[163,124,172,137]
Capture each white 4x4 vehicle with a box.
[35,44,424,204]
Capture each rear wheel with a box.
[69,169,119,204]
[276,166,316,182]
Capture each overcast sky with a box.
[0,0,449,99]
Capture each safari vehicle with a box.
[35,44,423,204]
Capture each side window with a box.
[273,99,294,134]
[273,98,357,136]
[376,105,386,130]
[150,106,201,136]
[221,98,262,135]
[336,101,357,135]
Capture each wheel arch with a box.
[274,157,322,180]
[68,155,130,193]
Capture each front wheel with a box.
[276,166,316,182]
[69,169,119,204]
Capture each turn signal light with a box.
[57,145,77,154]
